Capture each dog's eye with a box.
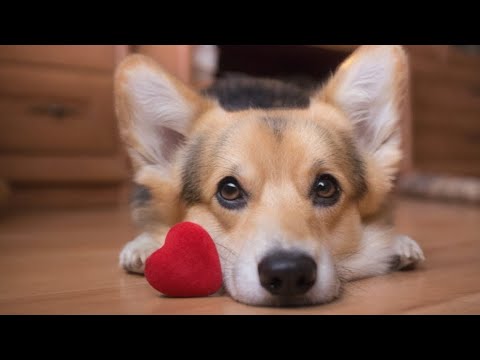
[311,174,341,206]
[221,181,241,200]
[216,177,247,210]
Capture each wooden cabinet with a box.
[405,45,480,177]
[0,64,117,154]
[0,45,130,208]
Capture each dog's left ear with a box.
[317,45,408,178]
[315,45,409,215]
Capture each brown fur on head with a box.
[115,46,412,306]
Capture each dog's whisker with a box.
[212,241,238,256]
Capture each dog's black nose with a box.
[258,252,317,296]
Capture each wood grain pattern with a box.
[407,45,480,177]
[0,154,129,183]
[0,46,115,71]
[0,196,478,314]
[8,183,128,210]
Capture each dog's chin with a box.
[225,285,341,307]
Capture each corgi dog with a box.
[115,45,425,307]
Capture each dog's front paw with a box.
[119,233,160,274]
[391,235,425,271]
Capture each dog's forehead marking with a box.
[260,116,287,140]
[202,76,311,111]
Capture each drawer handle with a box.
[29,103,78,119]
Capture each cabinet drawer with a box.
[0,45,115,71]
[0,64,118,155]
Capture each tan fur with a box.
[132,166,185,229]
[319,45,409,218]
[115,46,424,305]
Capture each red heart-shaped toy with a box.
[144,222,222,297]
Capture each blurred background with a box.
[0,45,479,212]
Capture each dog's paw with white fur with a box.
[119,233,160,274]
[391,235,425,270]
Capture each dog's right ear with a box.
[114,54,211,172]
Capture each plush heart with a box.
[144,222,222,297]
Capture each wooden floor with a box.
[1,196,479,314]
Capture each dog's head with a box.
[115,45,408,306]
